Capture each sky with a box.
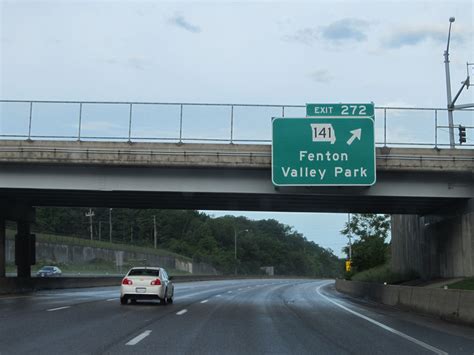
[1,0,473,256]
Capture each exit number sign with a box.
[306,103,374,117]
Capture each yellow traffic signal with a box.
[345,260,352,272]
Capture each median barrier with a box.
[335,279,474,326]
[0,274,320,295]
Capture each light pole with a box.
[85,208,95,240]
[234,228,249,275]
[444,16,456,148]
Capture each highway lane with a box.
[0,279,473,354]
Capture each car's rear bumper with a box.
[122,294,162,301]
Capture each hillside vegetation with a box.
[17,208,343,277]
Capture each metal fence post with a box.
[383,108,387,146]
[434,109,438,148]
[27,102,33,141]
[282,106,285,117]
[230,105,234,144]
[77,103,83,141]
[179,104,183,144]
[128,103,133,143]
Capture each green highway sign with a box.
[272,117,376,186]
[306,103,374,117]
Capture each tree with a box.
[341,214,390,272]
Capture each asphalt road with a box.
[0,279,473,354]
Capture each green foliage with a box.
[341,214,390,272]
[30,207,343,278]
[447,278,474,290]
[350,263,412,284]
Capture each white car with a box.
[120,267,174,305]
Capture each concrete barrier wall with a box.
[335,279,474,326]
[5,238,218,275]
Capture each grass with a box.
[350,263,417,284]
[446,278,474,291]
[5,229,191,262]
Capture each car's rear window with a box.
[41,267,54,271]
[128,269,160,277]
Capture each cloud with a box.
[309,69,333,83]
[283,28,318,45]
[320,18,369,43]
[384,26,466,49]
[169,14,201,33]
[283,18,369,45]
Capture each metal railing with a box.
[0,99,473,147]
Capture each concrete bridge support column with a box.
[16,220,32,278]
[391,199,474,279]
[0,218,5,278]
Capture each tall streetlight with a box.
[444,17,456,148]
[234,228,249,275]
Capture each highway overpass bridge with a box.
[0,139,472,280]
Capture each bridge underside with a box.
[0,188,463,214]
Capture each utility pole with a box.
[109,208,113,243]
[234,228,249,275]
[348,213,352,260]
[85,209,95,240]
[444,17,456,148]
[153,215,157,249]
[98,221,102,241]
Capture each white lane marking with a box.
[316,284,448,355]
[227,291,233,294]
[200,299,209,304]
[238,288,243,291]
[126,330,152,346]
[106,298,117,302]
[176,309,188,315]
[215,294,222,297]
[46,306,71,312]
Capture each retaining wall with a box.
[335,279,474,326]
[5,238,217,275]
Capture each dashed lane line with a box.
[315,284,448,355]
[46,306,71,312]
[126,330,152,346]
[200,299,209,304]
[176,309,188,315]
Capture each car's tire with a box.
[167,296,173,304]
[130,299,137,304]
[120,297,128,305]
[160,289,168,305]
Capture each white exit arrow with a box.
[347,128,362,145]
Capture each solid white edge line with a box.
[316,284,448,355]
[176,309,188,315]
[126,330,152,346]
[106,298,117,301]
[200,299,209,303]
[46,306,71,312]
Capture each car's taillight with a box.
[151,278,161,286]
[122,278,133,285]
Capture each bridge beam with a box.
[391,198,474,279]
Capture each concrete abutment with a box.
[391,199,474,279]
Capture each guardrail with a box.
[0,100,472,147]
